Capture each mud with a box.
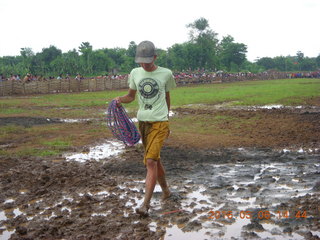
[0,106,319,240]
[0,117,62,127]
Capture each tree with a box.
[299,57,317,71]
[20,47,34,74]
[39,46,62,65]
[273,56,287,71]
[126,41,137,58]
[187,17,210,41]
[104,48,127,73]
[296,51,304,63]
[256,57,276,70]
[79,42,93,54]
[218,35,247,71]
[316,54,320,68]
[187,17,219,70]
[242,60,264,73]
[125,41,137,70]
[35,45,62,75]
[154,48,168,69]
[79,42,93,74]
[167,43,187,71]
[61,49,81,75]
[91,50,114,74]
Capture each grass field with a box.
[172,78,320,106]
[0,78,319,158]
[0,78,319,116]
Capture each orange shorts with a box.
[139,121,169,165]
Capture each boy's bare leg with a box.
[136,159,157,216]
[157,160,171,200]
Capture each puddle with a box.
[0,230,14,240]
[259,104,284,109]
[164,225,220,239]
[59,118,94,123]
[64,140,126,162]
[183,103,320,113]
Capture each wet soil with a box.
[0,106,319,240]
[0,117,62,127]
[168,106,320,150]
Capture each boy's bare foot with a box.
[135,204,149,217]
[161,189,171,201]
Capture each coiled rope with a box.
[106,100,140,146]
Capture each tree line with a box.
[1,18,319,79]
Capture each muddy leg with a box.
[136,159,157,216]
[157,160,171,200]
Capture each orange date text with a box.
[208,210,307,220]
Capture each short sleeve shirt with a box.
[128,66,176,122]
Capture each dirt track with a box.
[0,106,319,240]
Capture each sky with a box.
[0,0,319,61]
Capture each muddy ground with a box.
[0,106,319,240]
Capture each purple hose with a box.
[106,100,140,146]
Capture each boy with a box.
[114,40,176,216]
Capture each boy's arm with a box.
[115,88,137,105]
[166,91,171,113]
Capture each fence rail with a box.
[0,72,290,96]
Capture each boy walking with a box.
[114,40,176,216]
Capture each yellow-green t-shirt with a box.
[128,66,176,122]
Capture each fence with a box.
[0,72,290,96]
[0,78,129,96]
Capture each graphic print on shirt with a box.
[138,78,161,110]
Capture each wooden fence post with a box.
[11,80,14,95]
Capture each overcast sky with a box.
[0,0,319,61]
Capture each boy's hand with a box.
[114,97,122,107]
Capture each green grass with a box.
[0,146,59,157]
[15,148,60,157]
[0,108,26,115]
[42,139,71,150]
[0,89,129,108]
[171,78,320,107]
[0,78,319,117]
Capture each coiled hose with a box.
[106,100,140,146]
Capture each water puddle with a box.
[59,118,94,123]
[164,225,219,239]
[184,103,320,112]
[64,140,126,162]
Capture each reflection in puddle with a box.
[164,225,220,240]
[60,118,93,123]
[184,103,318,112]
[4,199,14,204]
[0,211,15,240]
[259,223,304,240]
[0,230,14,240]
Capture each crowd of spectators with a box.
[1,70,319,84]
[0,73,128,83]
[288,71,320,78]
[173,70,285,84]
